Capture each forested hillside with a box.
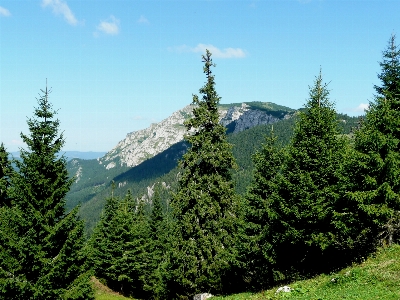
[81,36,400,299]
[2,35,399,300]
[68,109,358,234]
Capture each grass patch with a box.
[91,277,134,300]
[213,244,400,300]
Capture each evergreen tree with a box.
[119,197,150,297]
[0,86,93,299]
[88,189,151,298]
[142,183,169,298]
[344,34,400,248]
[109,192,149,297]
[0,143,13,207]
[267,70,348,281]
[375,34,400,99]
[239,129,283,289]
[169,50,238,298]
[86,184,120,287]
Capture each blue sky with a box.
[0,0,399,152]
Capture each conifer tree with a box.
[239,130,283,289]
[0,143,13,207]
[109,192,149,296]
[267,70,348,281]
[88,189,151,298]
[375,34,400,99]
[143,183,168,298]
[0,143,18,297]
[169,50,238,297]
[344,34,400,248]
[86,184,120,287]
[0,85,93,299]
[120,197,150,297]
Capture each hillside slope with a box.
[66,102,359,233]
[213,244,400,299]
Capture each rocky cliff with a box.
[98,102,293,169]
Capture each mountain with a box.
[99,101,295,169]
[10,151,106,161]
[65,101,358,233]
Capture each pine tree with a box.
[267,70,348,281]
[169,50,238,297]
[239,129,283,289]
[0,85,93,299]
[344,34,400,248]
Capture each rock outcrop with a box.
[98,102,291,169]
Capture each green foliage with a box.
[0,143,13,207]
[343,34,400,250]
[138,183,175,299]
[229,116,297,196]
[87,188,152,298]
[0,86,93,299]
[266,70,349,281]
[239,130,284,289]
[375,34,400,99]
[169,50,239,297]
[66,100,359,236]
[86,186,120,287]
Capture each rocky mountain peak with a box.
[98,102,292,169]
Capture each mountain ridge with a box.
[65,101,358,233]
[98,101,295,169]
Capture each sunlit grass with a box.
[92,277,134,300]
[213,244,400,300]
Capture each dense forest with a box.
[1,35,400,299]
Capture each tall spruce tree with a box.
[168,50,238,298]
[110,192,149,297]
[267,70,348,281]
[142,183,169,299]
[239,129,283,289]
[0,143,13,207]
[88,189,151,298]
[86,183,120,287]
[0,86,93,299]
[344,34,400,248]
[0,144,18,296]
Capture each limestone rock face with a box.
[99,105,194,168]
[233,109,280,133]
[98,102,290,169]
[220,103,250,126]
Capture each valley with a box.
[65,101,359,233]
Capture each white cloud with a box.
[0,6,11,17]
[137,15,149,24]
[96,15,120,35]
[354,103,369,112]
[42,0,78,25]
[169,43,246,59]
